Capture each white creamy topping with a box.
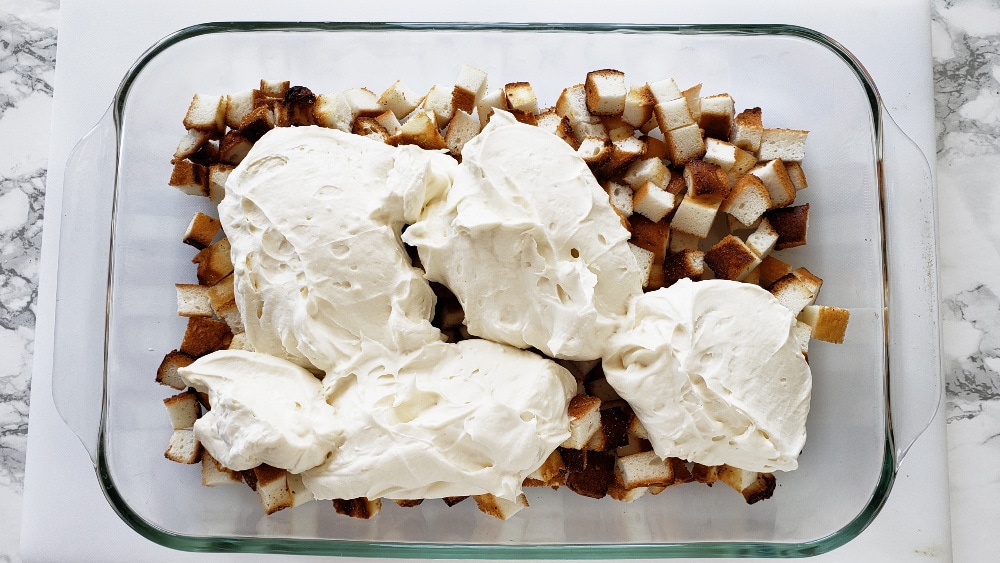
[602,279,811,472]
[303,339,575,501]
[219,126,456,374]
[179,350,344,474]
[402,111,643,360]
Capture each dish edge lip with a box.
[97,20,895,559]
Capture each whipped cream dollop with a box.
[303,339,576,501]
[402,111,643,360]
[602,279,811,472]
[219,126,457,374]
[179,350,344,474]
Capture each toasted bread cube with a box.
[566,450,616,499]
[792,319,812,359]
[175,283,213,318]
[616,451,673,489]
[474,493,529,520]
[750,158,797,208]
[663,249,705,286]
[721,174,771,226]
[201,451,243,487]
[156,350,194,390]
[378,80,424,119]
[670,227,702,254]
[608,182,634,216]
[180,210,221,249]
[556,84,590,121]
[393,499,424,508]
[445,109,479,156]
[615,429,651,457]
[632,181,676,222]
[691,463,719,484]
[627,412,650,440]
[703,138,738,172]
[503,82,538,114]
[798,305,850,344]
[333,497,382,519]
[180,317,233,357]
[251,465,294,515]
[312,92,353,131]
[794,267,824,295]
[373,110,402,138]
[647,78,682,105]
[584,69,626,116]
[183,94,227,135]
[758,255,792,288]
[285,471,315,508]
[727,146,759,188]
[352,117,390,143]
[562,395,602,449]
[684,160,730,202]
[422,83,455,127]
[608,481,649,503]
[163,389,200,430]
[759,128,808,162]
[770,271,821,316]
[654,97,694,132]
[442,495,468,507]
[731,107,763,152]
[397,109,447,151]
[208,275,243,333]
[764,203,809,249]
[629,215,672,263]
[784,161,808,190]
[621,84,654,128]
[577,136,610,165]
[699,94,735,141]
[343,87,385,120]
[665,123,706,166]
[670,195,720,239]
[623,157,669,189]
[452,64,488,114]
[682,84,703,121]
[476,87,507,127]
[605,131,646,171]
[221,90,252,128]
[718,465,776,504]
[727,214,761,233]
[704,235,761,281]
[165,428,202,464]
[536,110,575,145]
[507,108,537,126]
[193,238,233,286]
[238,105,276,143]
[172,129,211,164]
[282,85,317,126]
[218,130,253,166]
[169,160,209,197]
[745,218,779,258]
[259,79,289,97]
[207,164,233,204]
[526,450,566,486]
[571,120,607,143]
[628,243,655,288]
[227,332,252,352]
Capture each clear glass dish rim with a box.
[98,20,894,559]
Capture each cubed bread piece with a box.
[669,228,701,252]
[608,482,649,503]
[343,87,386,120]
[474,493,529,520]
[727,214,761,232]
[285,471,315,508]
[577,136,611,165]
[168,160,209,197]
[208,275,243,334]
[654,97,695,132]
[442,496,468,507]
[758,255,792,288]
[238,105,275,143]
[378,80,424,119]
[622,84,655,127]
[223,90,254,130]
[452,64,488,114]
[420,83,455,127]
[763,203,810,249]
[218,130,253,165]
[728,146,759,186]
[476,87,508,127]
[684,160,730,202]
[201,451,243,487]
[704,235,761,281]
[632,181,676,222]
[503,82,539,114]
[608,182,634,216]
[798,305,850,344]
[163,389,201,430]
[165,428,202,464]
[374,110,402,138]
[175,283,213,318]
[639,114,658,134]
[585,69,626,116]
[526,450,566,486]
[393,499,424,508]
[183,94,227,135]
[352,117,390,143]
[744,266,761,285]
[312,92,353,131]
[259,79,290,98]
[792,319,812,359]
[759,128,808,162]
[445,109,479,156]
[180,316,233,357]
[691,463,719,485]
[604,130,646,172]
[156,350,195,390]
[627,412,650,440]
[182,213,220,251]
[703,138,738,171]
[172,129,211,164]
[718,465,776,504]
[623,157,669,189]
[665,123,706,166]
[283,85,317,126]
[615,430,651,457]
[566,450,616,499]
[193,238,233,286]
[721,174,771,226]
[397,109,447,151]
[731,107,763,152]
[333,497,382,519]
[699,93,735,141]
[769,270,822,316]
[536,110,575,145]
[556,83,591,122]
[745,218,779,257]
[616,450,673,488]
[670,195,720,239]
[207,164,233,204]
[571,120,607,143]
[682,84,703,122]
[508,109,537,126]
[784,161,808,190]
[647,78,682,105]
[561,395,602,449]
[642,134,670,160]
[228,332,252,351]
[662,249,705,286]
[750,158,797,208]
[253,464,294,515]
[629,215,671,262]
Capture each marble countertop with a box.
[1,0,997,561]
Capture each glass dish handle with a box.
[51,107,117,464]
[881,112,942,468]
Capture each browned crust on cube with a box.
[393,499,424,508]
[662,249,705,287]
[764,203,809,249]
[219,130,253,165]
[156,349,195,389]
[691,463,719,485]
[758,255,792,288]
[585,406,630,452]
[192,238,233,286]
[684,160,730,202]
[239,105,276,142]
[641,135,670,160]
[180,317,233,357]
[283,85,317,126]
[442,495,468,507]
[333,497,382,519]
[566,450,616,499]
[704,235,758,281]
[168,160,209,196]
[182,212,221,250]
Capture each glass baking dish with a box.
[50,22,940,558]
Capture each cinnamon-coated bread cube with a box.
[585,69,627,116]
[731,107,763,152]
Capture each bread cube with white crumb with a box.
[721,174,771,226]
[475,493,529,520]
[632,181,676,222]
[352,117,391,143]
[704,235,761,282]
[682,84,702,122]
[745,218,780,258]
[759,128,809,162]
[647,78,682,105]
[585,69,626,116]
[182,212,221,250]
[662,249,705,286]
[798,305,850,344]
[168,160,209,197]
[175,284,213,318]
[165,428,202,464]
[156,350,194,390]
[628,243,655,288]
[577,137,611,165]
[163,389,201,430]
[629,216,672,263]
[343,87,386,121]
[731,107,763,152]
[536,110,575,146]
[608,181,634,216]
[623,157,669,189]
[750,158,797,208]
[172,129,210,164]
[654,97,695,132]
[374,110,402,138]
[561,395,602,449]
[669,227,702,253]
[664,123,706,165]
[207,164,233,204]
[252,464,294,515]
[183,94,227,136]
[784,161,809,191]
[312,92,353,131]
[769,268,823,316]
[445,109,480,156]
[703,138,738,172]
[378,80,424,119]
[503,82,538,115]
[718,465,776,504]
[452,64,488,114]
[476,87,508,126]
[605,129,646,172]
[616,451,674,489]
[622,84,655,128]
[727,146,759,186]
[699,93,735,141]
[398,109,447,151]
[259,79,290,98]
[201,451,243,487]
